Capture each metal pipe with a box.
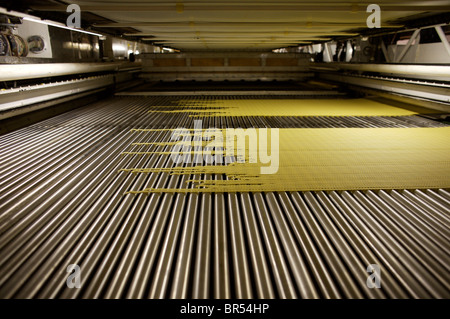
[0,93,448,300]
[0,63,121,82]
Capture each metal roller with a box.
[0,94,448,299]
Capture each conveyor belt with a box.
[0,95,449,299]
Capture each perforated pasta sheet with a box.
[148,98,424,117]
[122,127,450,193]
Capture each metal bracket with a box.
[434,25,450,58]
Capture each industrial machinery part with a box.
[0,94,448,299]
[0,0,449,302]
[0,33,9,55]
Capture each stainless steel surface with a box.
[318,73,450,106]
[0,95,448,299]
[0,75,115,113]
[312,63,450,81]
[0,63,121,81]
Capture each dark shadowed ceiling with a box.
[3,0,450,51]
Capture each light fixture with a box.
[23,16,103,37]
[112,43,126,52]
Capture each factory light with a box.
[112,43,126,52]
[23,16,103,37]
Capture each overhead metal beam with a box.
[93,22,403,28]
[435,26,450,58]
[146,36,329,39]
[30,4,450,12]
[148,38,323,42]
[153,41,313,44]
[151,39,313,41]
[124,32,359,36]
[395,29,420,63]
